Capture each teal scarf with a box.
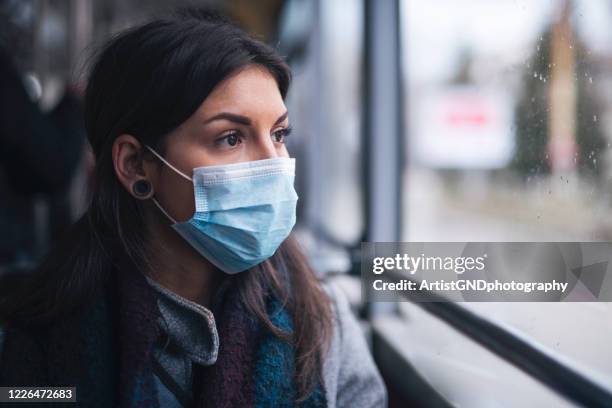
[0,260,327,407]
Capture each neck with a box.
[145,207,223,307]
[147,256,222,307]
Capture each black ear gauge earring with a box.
[132,179,153,199]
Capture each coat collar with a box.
[144,275,219,366]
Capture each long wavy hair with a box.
[0,10,333,401]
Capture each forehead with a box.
[196,65,286,118]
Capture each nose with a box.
[251,132,279,160]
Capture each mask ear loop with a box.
[151,197,178,224]
[144,144,192,224]
[144,145,193,182]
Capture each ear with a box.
[112,134,155,199]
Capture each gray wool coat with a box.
[0,279,387,407]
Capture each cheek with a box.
[156,171,196,223]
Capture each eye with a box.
[272,126,293,144]
[216,131,243,148]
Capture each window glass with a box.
[402,0,612,389]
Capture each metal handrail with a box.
[381,271,612,408]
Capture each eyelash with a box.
[216,131,242,148]
[273,125,293,143]
[216,126,293,148]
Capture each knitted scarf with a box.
[0,259,327,407]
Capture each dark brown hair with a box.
[0,10,332,401]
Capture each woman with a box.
[0,11,386,408]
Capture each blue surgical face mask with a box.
[145,145,298,274]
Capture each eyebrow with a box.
[202,111,288,127]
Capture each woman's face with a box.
[145,64,291,222]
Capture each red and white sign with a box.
[412,86,515,169]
